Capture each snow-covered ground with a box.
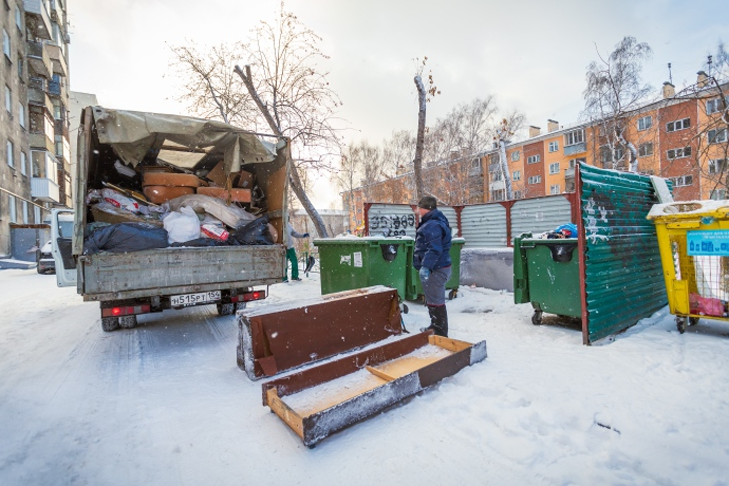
[1,268,728,485]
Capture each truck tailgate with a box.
[81,245,284,301]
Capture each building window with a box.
[667,147,691,160]
[513,190,523,199]
[4,85,10,114]
[550,184,561,195]
[512,170,521,181]
[510,151,520,162]
[527,154,540,164]
[17,55,22,79]
[9,195,17,223]
[6,140,13,168]
[34,206,41,224]
[638,143,654,157]
[709,159,727,174]
[669,175,693,187]
[2,29,10,59]
[637,116,652,131]
[711,189,727,200]
[491,189,505,201]
[666,117,690,132]
[491,171,503,182]
[20,151,26,175]
[22,200,28,224]
[708,128,728,144]
[18,102,24,128]
[548,141,559,152]
[564,129,584,146]
[15,7,22,30]
[528,175,542,185]
[568,158,585,168]
[706,97,729,115]
[549,162,560,174]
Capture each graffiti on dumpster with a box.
[369,214,416,237]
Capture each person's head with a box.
[416,196,437,217]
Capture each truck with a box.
[51,106,289,332]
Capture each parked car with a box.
[37,241,55,274]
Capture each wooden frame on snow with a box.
[262,331,487,447]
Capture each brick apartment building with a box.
[343,72,729,232]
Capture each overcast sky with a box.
[69,0,729,207]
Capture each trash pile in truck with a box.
[80,107,284,254]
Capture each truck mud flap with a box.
[262,332,487,447]
[237,286,403,380]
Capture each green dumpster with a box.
[313,237,414,301]
[406,238,465,302]
[513,233,581,325]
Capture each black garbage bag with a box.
[229,216,274,245]
[84,223,169,255]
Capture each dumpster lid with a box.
[647,200,729,220]
[314,236,413,245]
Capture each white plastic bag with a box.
[101,188,139,213]
[163,206,201,244]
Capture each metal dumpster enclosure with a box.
[578,164,667,344]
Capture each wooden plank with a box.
[428,335,473,353]
[266,388,305,440]
[366,365,396,382]
[242,288,403,380]
[371,354,448,380]
[261,332,430,401]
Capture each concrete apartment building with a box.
[0,0,71,258]
[343,73,729,232]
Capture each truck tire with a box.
[101,317,120,332]
[217,303,235,316]
[119,315,138,329]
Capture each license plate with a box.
[170,291,221,307]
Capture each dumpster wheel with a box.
[677,316,699,333]
[531,311,543,325]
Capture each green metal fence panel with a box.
[579,164,668,343]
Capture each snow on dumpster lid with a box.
[647,200,729,220]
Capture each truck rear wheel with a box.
[119,315,138,329]
[101,317,120,332]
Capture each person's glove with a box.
[419,266,431,283]
[303,233,310,238]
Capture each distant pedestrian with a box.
[413,196,452,337]
[284,218,309,282]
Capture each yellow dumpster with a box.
[648,200,729,333]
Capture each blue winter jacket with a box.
[413,209,452,271]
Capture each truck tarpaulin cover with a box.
[84,223,169,255]
[91,107,279,173]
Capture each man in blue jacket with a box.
[413,196,452,337]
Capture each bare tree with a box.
[382,130,415,175]
[168,41,257,125]
[413,57,440,200]
[582,36,653,172]
[170,3,341,237]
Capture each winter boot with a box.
[420,305,448,337]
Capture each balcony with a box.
[564,167,575,179]
[31,177,60,203]
[30,131,54,152]
[24,0,53,41]
[45,44,68,77]
[26,41,53,78]
[488,163,500,173]
[564,143,586,156]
